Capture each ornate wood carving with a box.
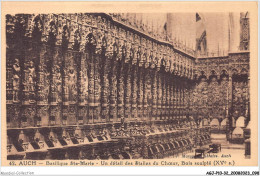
[5,13,248,158]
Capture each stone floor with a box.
[166,133,245,160]
[211,133,245,150]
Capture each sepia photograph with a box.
[1,1,259,175]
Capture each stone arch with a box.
[240,67,248,75]
[209,70,218,83]
[220,69,229,81]
[214,69,220,77]
[231,68,239,76]
[232,67,248,82]
[200,70,205,76]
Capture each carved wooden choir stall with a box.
[6,13,249,160]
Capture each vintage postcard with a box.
[1,1,259,175]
